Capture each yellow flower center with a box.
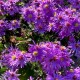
[70,69,74,72]
[22,51,25,54]
[12,55,16,60]
[33,51,38,56]
[49,23,53,27]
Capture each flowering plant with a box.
[0,0,80,80]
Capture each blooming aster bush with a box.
[0,0,80,80]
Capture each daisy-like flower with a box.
[2,47,32,69]
[8,20,20,30]
[64,67,80,80]
[3,1,19,15]
[22,6,37,23]
[3,70,20,80]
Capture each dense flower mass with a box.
[28,41,73,76]
[21,0,80,39]
[0,0,80,80]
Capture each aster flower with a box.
[69,41,80,58]
[64,67,80,80]
[3,70,20,80]
[22,6,37,23]
[2,47,32,69]
[73,18,80,32]
[8,20,20,30]
[40,0,55,17]
[34,18,47,33]
[28,43,46,61]
[59,21,74,38]
[3,1,19,15]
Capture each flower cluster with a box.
[22,0,80,39]
[0,0,80,80]
[1,47,32,80]
[0,0,20,15]
[0,20,20,36]
[28,41,73,76]
[46,67,80,80]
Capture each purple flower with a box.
[0,20,7,36]
[0,20,20,36]
[22,7,37,23]
[73,18,80,32]
[51,7,80,39]
[3,1,19,15]
[68,41,80,58]
[2,47,32,69]
[8,20,20,30]
[34,17,47,33]
[28,43,45,61]
[3,70,20,80]
[40,0,55,17]
[68,0,80,11]
[64,67,80,80]
[59,21,73,38]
